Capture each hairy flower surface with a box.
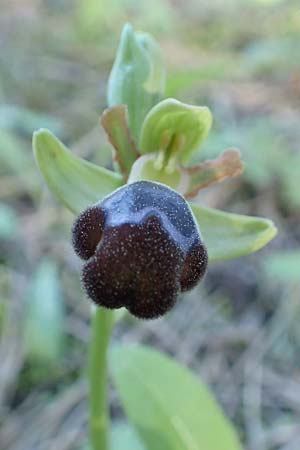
[72,181,208,319]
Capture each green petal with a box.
[190,203,277,262]
[33,129,123,215]
[139,98,213,167]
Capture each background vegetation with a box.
[0,1,300,449]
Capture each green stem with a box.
[89,307,114,450]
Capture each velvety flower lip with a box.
[72,181,208,319]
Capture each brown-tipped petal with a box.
[100,105,139,177]
[184,149,244,198]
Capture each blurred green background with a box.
[0,1,300,449]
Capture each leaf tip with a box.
[122,22,134,38]
[118,23,138,60]
[251,217,277,255]
[33,127,52,143]
[32,128,55,154]
[265,218,278,241]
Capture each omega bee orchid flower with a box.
[72,181,207,319]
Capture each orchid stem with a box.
[89,307,114,450]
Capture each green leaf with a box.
[33,129,123,215]
[107,23,166,141]
[24,259,65,364]
[101,105,139,177]
[82,423,146,450]
[112,422,147,450]
[139,98,213,168]
[111,345,243,450]
[190,203,277,262]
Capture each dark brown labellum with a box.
[72,181,208,319]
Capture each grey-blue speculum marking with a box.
[72,181,208,319]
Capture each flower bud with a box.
[72,181,207,319]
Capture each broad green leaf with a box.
[33,129,123,215]
[112,422,147,450]
[107,23,166,141]
[139,98,213,168]
[101,105,139,176]
[81,423,146,450]
[191,203,277,262]
[24,259,64,364]
[111,345,243,450]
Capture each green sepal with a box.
[107,23,166,141]
[190,203,277,262]
[33,129,123,215]
[139,98,213,169]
